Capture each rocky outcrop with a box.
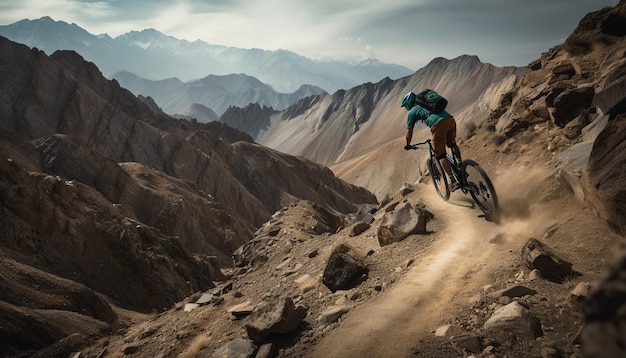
[220,103,277,139]
[488,1,626,235]
[576,245,626,358]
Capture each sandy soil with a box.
[299,124,623,357]
[308,186,504,358]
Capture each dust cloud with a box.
[489,164,562,246]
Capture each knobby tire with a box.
[462,160,498,215]
[429,157,450,201]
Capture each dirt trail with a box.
[307,185,509,358]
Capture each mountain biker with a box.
[401,91,462,191]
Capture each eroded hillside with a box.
[0,36,376,355]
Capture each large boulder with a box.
[245,298,307,343]
[484,301,543,339]
[377,201,433,246]
[322,252,368,292]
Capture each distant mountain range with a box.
[0,16,414,94]
[112,71,327,117]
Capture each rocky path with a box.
[307,186,507,357]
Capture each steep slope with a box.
[0,36,376,227]
[0,17,414,93]
[0,35,378,355]
[254,55,522,169]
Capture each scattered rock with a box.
[211,338,256,358]
[434,324,450,337]
[490,285,538,299]
[522,238,573,281]
[483,301,543,339]
[255,343,276,358]
[245,297,307,343]
[295,274,317,293]
[322,252,368,292]
[400,183,415,196]
[319,305,350,324]
[570,281,593,305]
[350,221,371,236]
[196,293,216,305]
[227,300,256,319]
[540,346,561,358]
[452,335,483,353]
[528,269,542,281]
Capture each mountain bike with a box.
[410,139,498,216]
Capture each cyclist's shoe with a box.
[450,180,460,192]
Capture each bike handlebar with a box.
[409,139,431,149]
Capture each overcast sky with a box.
[0,0,619,70]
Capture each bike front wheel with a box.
[428,157,450,201]
[462,160,498,215]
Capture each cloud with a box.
[0,0,620,70]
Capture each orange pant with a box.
[431,116,457,158]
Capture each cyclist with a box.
[401,91,462,191]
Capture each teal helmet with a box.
[401,92,416,110]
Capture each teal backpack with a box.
[415,89,448,113]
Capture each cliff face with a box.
[488,1,626,236]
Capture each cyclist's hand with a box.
[404,145,412,150]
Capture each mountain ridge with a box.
[0,16,414,93]
[250,55,523,173]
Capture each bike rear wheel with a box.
[462,160,498,215]
[428,157,450,201]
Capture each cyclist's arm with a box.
[405,127,413,146]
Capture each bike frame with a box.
[411,139,499,217]
[444,152,468,193]
[415,139,466,192]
